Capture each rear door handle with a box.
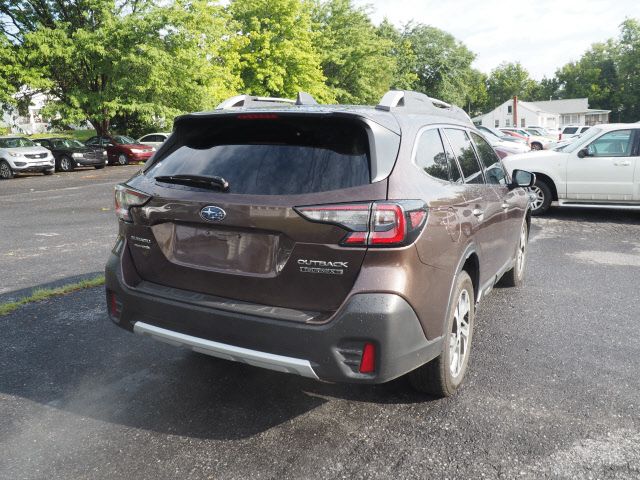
[472,208,484,217]
[614,160,631,166]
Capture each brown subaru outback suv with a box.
[105,90,534,397]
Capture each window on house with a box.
[505,118,511,127]
[494,119,499,128]
[521,118,526,127]
[507,105,512,114]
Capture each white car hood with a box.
[503,149,567,170]
[5,146,51,155]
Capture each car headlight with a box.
[8,151,21,157]
[102,150,107,156]
[130,148,142,154]
[72,152,84,158]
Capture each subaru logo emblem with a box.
[200,205,226,222]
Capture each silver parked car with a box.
[137,132,171,149]
[0,136,55,179]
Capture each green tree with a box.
[312,1,395,104]
[401,23,478,107]
[530,77,561,101]
[617,18,640,121]
[485,62,537,108]
[229,0,331,101]
[376,19,418,91]
[555,40,619,112]
[1,0,241,135]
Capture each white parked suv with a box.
[137,132,171,149]
[560,125,590,140]
[0,136,55,179]
[503,124,640,215]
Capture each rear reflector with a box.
[359,343,376,373]
[295,200,427,247]
[107,290,122,320]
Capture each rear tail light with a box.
[114,184,151,222]
[107,290,122,320]
[295,200,427,247]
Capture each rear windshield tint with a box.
[146,116,371,195]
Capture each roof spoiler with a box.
[216,92,319,109]
[376,90,472,124]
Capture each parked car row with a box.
[0,132,171,179]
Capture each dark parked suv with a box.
[105,91,534,397]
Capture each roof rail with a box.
[216,92,319,110]
[376,90,471,124]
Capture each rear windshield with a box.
[146,116,371,195]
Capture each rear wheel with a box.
[501,221,528,287]
[408,270,474,397]
[59,155,74,172]
[117,153,128,166]
[528,179,552,215]
[531,142,542,150]
[0,160,13,179]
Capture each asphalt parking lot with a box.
[1,169,640,479]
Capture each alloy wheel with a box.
[0,162,11,178]
[118,154,127,165]
[449,289,471,378]
[60,157,71,171]
[528,186,544,211]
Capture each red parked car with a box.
[84,135,155,165]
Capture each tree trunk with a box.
[89,118,110,136]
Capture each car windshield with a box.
[52,139,85,149]
[0,137,36,148]
[563,127,603,153]
[112,135,137,145]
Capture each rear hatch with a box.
[123,113,398,316]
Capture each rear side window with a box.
[147,117,371,195]
[414,129,459,182]
[563,127,578,134]
[470,132,508,185]
[444,129,484,184]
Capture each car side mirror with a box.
[509,169,536,189]
[577,148,589,158]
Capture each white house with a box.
[472,98,610,129]
[1,92,51,134]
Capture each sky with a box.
[354,0,638,79]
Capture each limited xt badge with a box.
[298,259,348,275]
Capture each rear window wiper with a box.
[154,174,229,192]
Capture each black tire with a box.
[408,270,475,398]
[117,153,128,166]
[531,142,542,150]
[94,165,106,169]
[529,179,552,216]
[501,221,528,287]
[0,160,14,179]
[43,169,54,175]
[58,155,74,172]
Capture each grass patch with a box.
[28,129,96,142]
[0,275,105,316]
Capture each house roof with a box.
[529,98,589,114]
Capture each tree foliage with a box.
[1,1,637,134]
[229,0,332,101]
[485,62,537,109]
[312,0,394,104]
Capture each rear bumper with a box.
[105,252,442,383]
